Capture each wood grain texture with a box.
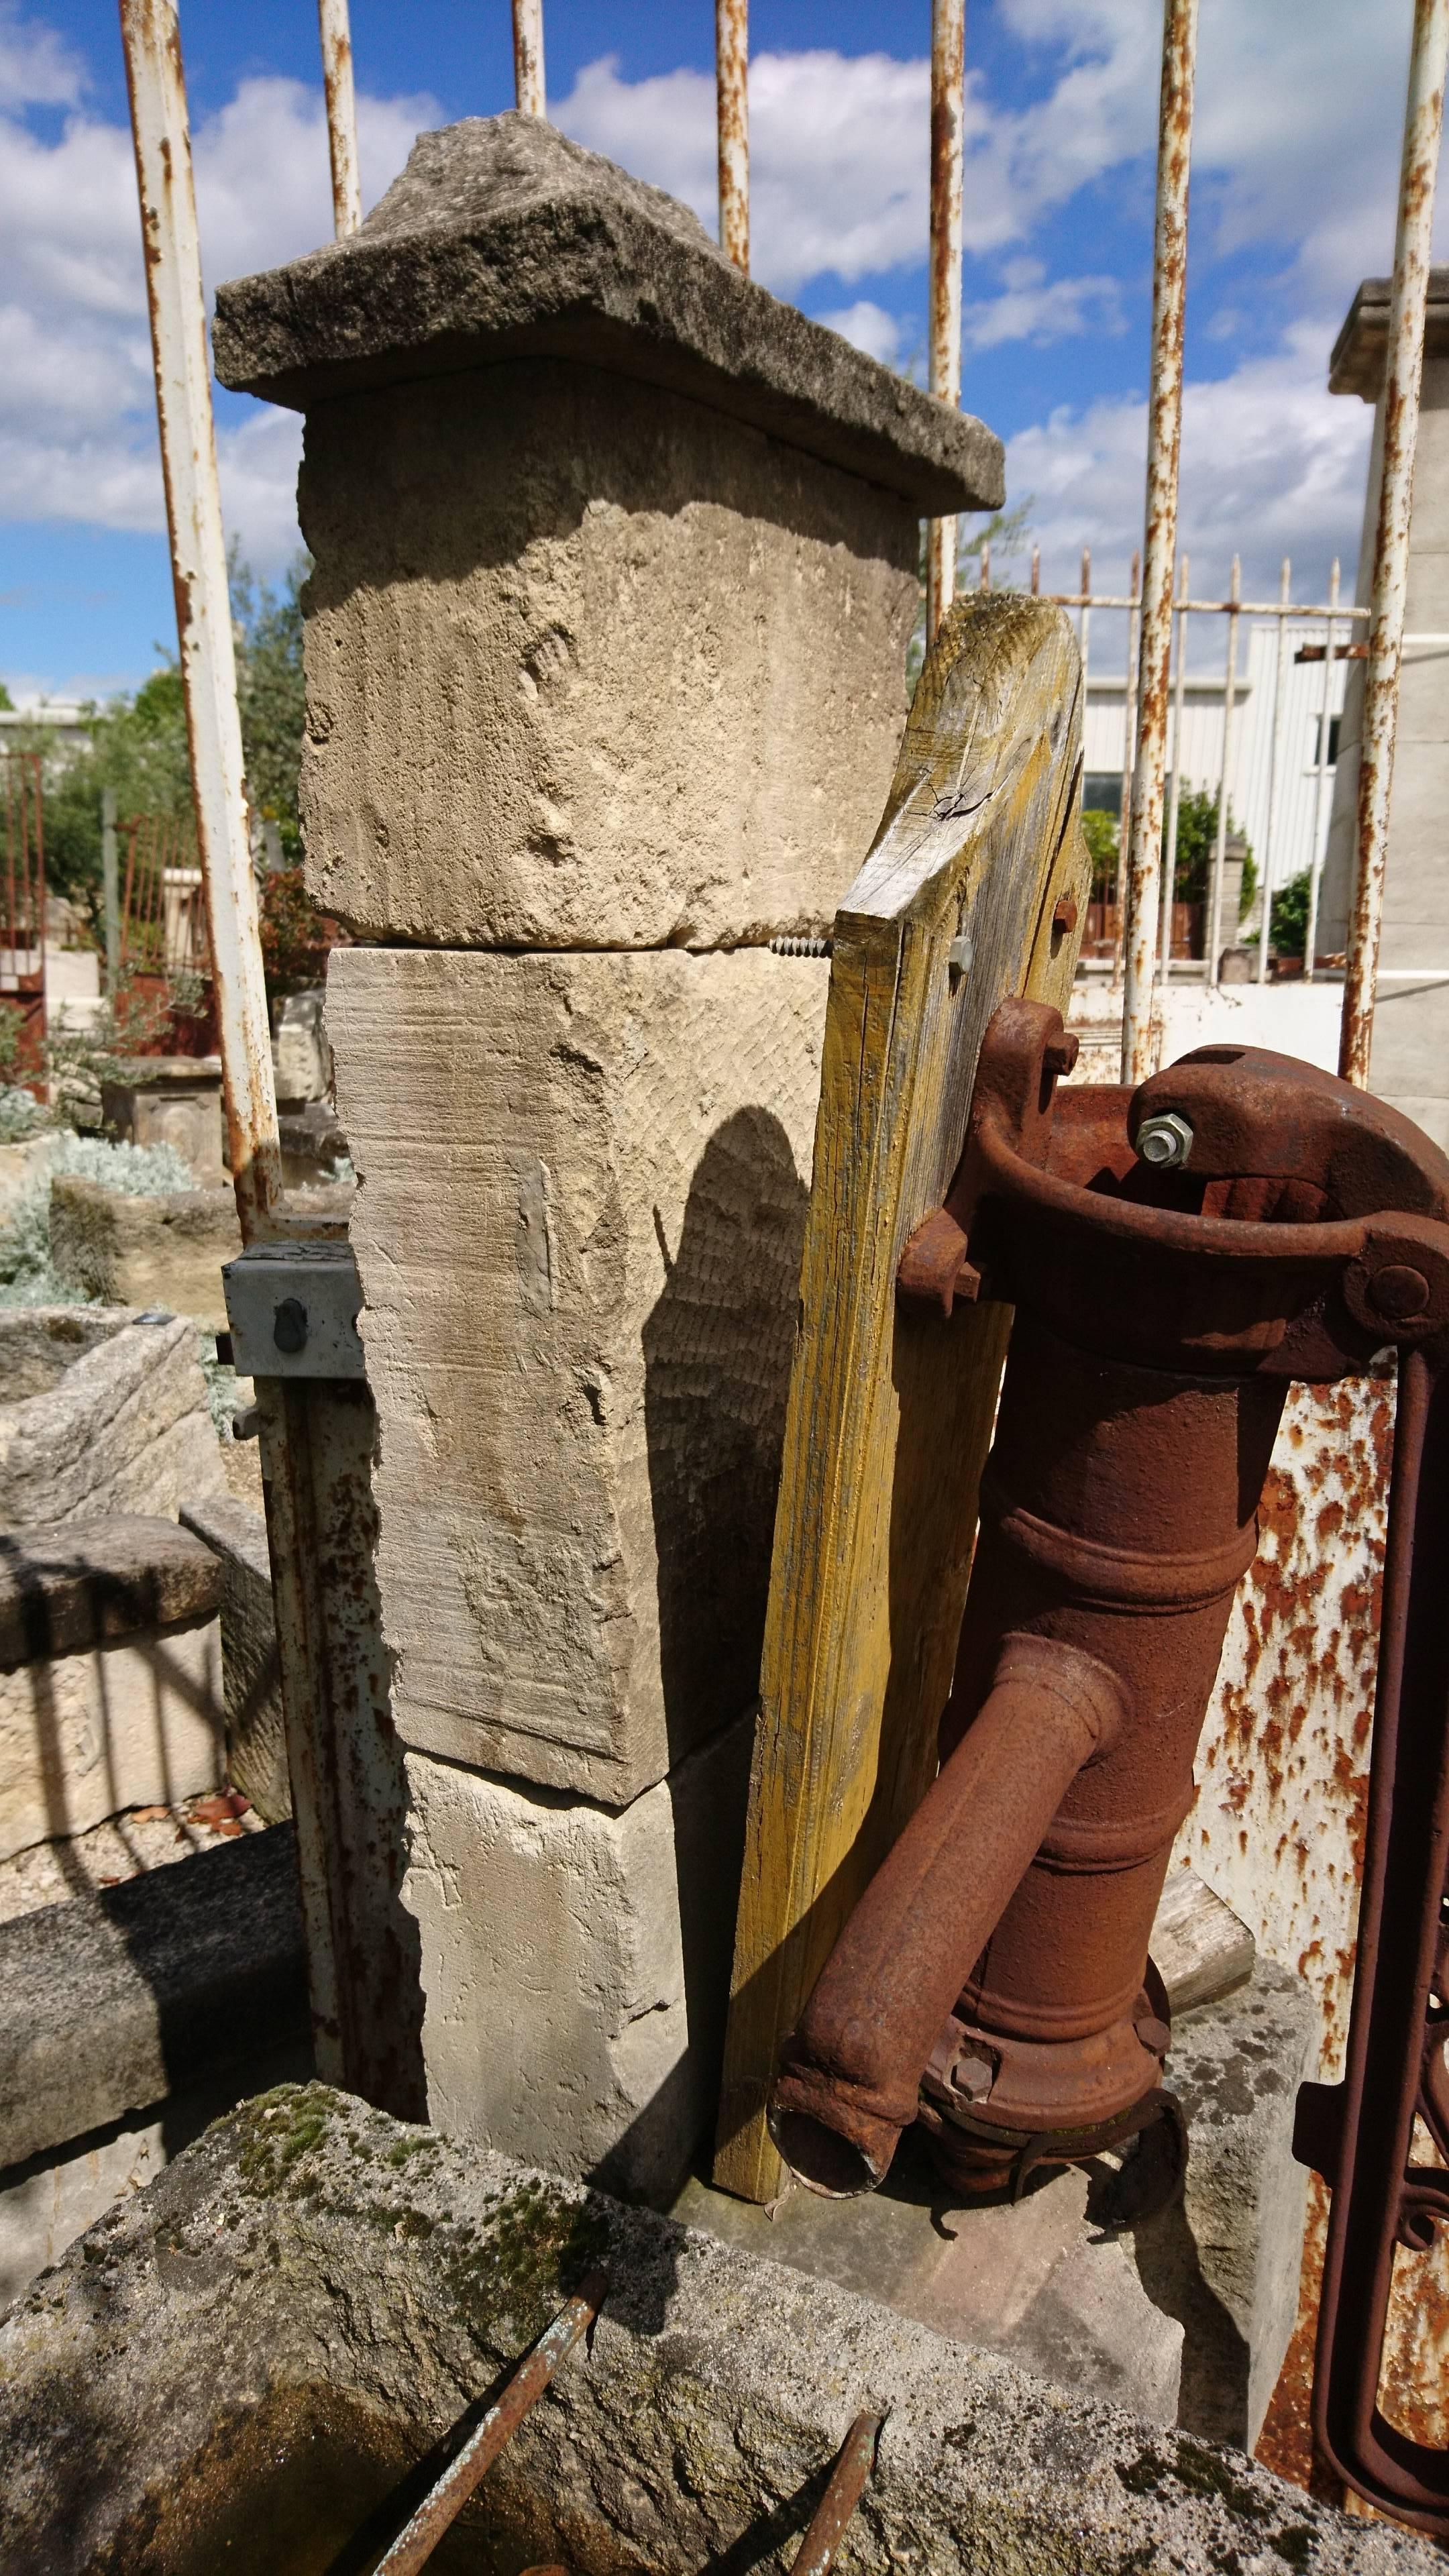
[713,594,1088,2202]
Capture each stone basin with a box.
[0,1307,222,1529]
[0,2084,1434,2576]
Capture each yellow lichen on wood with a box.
[714,594,1088,2203]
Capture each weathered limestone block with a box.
[99,1058,225,1187]
[0,1516,224,1862]
[213,113,1001,950]
[329,943,828,1805]
[401,1713,753,2202]
[49,1177,241,1329]
[180,1491,289,1823]
[0,1308,223,1529]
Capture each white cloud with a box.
[816,300,903,364]
[0,70,432,584]
[0,3,82,111]
[964,262,1124,350]
[1005,325,1373,609]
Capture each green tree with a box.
[1169,786,1257,920]
[30,550,309,938]
[1270,869,1311,959]
[1081,807,1118,900]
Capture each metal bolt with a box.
[1370,1263,1431,1322]
[1136,1110,1193,1171]
[769,935,833,959]
[1044,1030,1079,1078]
[1052,894,1079,938]
[273,1295,309,1354]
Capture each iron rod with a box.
[789,2413,885,2576]
[1206,554,1240,987]
[119,0,282,1238]
[1079,547,1092,777]
[1256,557,1293,987]
[513,0,545,119]
[1340,0,1449,1086]
[1122,0,1197,1079]
[374,2274,607,2575]
[1305,557,1340,984]
[1114,549,1141,981]
[101,788,119,999]
[317,0,362,237]
[924,0,965,645]
[716,0,749,273]
[1159,553,1189,987]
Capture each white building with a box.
[1077,623,1351,922]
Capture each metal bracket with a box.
[221,1238,365,1380]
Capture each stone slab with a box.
[329,943,828,1805]
[0,1611,223,1864]
[48,1177,241,1330]
[297,358,919,948]
[99,1058,225,1187]
[179,1491,289,1823]
[400,1708,753,2202]
[0,2083,1432,2576]
[0,1515,219,1666]
[0,1308,223,1529]
[213,112,1002,518]
[0,1823,307,2169]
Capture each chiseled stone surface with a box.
[213,113,1002,517]
[0,2084,1435,2576]
[329,943,828,1805]
[48,1177,240,1330]
[0,1308,223,1531]
[400,1712,753,2202]
[0,1825,306,2171]
[294,357,919,949]
[0,1515,219,1667]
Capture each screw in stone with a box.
[1135,1110,1194,1171]
[273,1296,309,1354]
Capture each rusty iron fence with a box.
[0,751,45,1073]
[118,810,210,982]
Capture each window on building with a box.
[1083,773,1122,816]
[1311,715,1341,768]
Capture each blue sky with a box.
[0,0,1429,700]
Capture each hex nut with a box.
[1136,1110,1193,1171]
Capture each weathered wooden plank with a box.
[714,594,1087,2202]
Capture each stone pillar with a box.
[214,112,1001,2197]
[1320,271,1449,1146]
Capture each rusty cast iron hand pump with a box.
[767,1001,1449,2532]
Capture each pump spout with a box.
[767,1635,1126,2196]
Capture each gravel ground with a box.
[0,1790,268,1925]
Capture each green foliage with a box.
[1081,807,1119,898]
[0,683,13,712]
[1169,787,1256,918]
[229,550,307,861]
[260,866,337,998]
[1270,869,1311,959]
[31,549,309,934]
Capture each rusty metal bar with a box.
[1304,557,1340,984]
[790,2413,885,2576]
[374,2274,607,2575]
[513,0,545,119]
[1256,557,1293,987]
[120,0,282,1238]
[924,0,965,645]
[317,0,362,237]
[1340,0,1449,1087]
[1114,549,1141,981]
[978,538,990,592]
[1159,553,1189,987]
[1206,553,1240,986]
[716,0,749,273]
[1121,0,1197,1081]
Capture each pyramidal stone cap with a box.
[1329,266,1449,401]
[212,111,1004,518]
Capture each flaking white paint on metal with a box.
[318,0,363,238]
[119,0,281,1242]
